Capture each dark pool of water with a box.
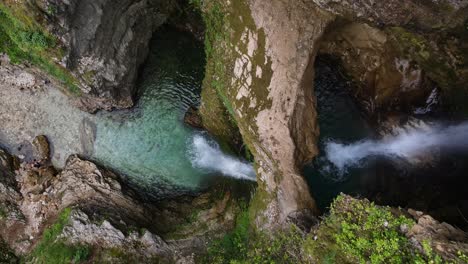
[306,56,468,229]
[303,55,376,211]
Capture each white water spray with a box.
[325,122,468,172]
[188,134,256,181]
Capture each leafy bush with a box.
[205,194,456,264]
[28,208,90,264]
[331,196,416,263]
[303,195,455,264]
[203,204,310,264]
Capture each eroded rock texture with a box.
[36,0,178,112]
[0,141,237,261]
[198,0,468,228]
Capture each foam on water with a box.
[91,28,256,199]
[188,134,256,181]
[325,122,468,173]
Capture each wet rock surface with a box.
[319,23,436,114]
[184,106,204,129]
[199,0,468,230]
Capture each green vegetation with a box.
[305,195,418,263]
[203,206,310,264]
[28,208,90,264]
[387,27,457,90]
[190,0,241,151]
[0,2,80,94]
[205,194,460,264]
[303,195,462,264]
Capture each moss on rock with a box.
[0,1,80,95]
[27,208,91,264]
[203,194,465,263]
[195,0,272,155]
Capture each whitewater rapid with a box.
[325,122,468,172]
[188,134,257,181]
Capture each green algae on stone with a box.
[196,0,242,151]
[387,27,458,90]
[196,0,273,155]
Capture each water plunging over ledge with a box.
[92,28,255,198]
[306,56,468,228]
[0,28,255,200]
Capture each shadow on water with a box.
[91,26,210,200]
[304,55,377,210]
[90,26,255,201]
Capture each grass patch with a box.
[0,2,80,95]
[28,208,90,264]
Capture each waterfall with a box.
[325,122,468,173]
[188,134,257,181]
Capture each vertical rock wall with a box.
[198,0,335,228]
[199,0,468,229]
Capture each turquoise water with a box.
[91,28,255,199]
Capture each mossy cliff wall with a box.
[197,0,335,229]
[198,0,468,229]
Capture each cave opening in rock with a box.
[305,54,468,230]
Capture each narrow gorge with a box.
[0,0,467,263]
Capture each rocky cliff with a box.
[0,137,239,262]
[1,0,184,112]
[196,0,468,228]
[45,0,178,111]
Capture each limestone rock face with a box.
[0,154,152,253]
[247,0,333,228]
[61,210,171,259]
[319,22,435,114]
[311,0,468,29]
[38,0,178,112]
[314,0,468,114]
[199,0,334,228]
[406,209,468,260]
[199,0,468,229]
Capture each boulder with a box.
[32,135,50,162]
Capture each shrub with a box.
[203,203,309,264]
[205,194,464,263]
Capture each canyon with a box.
[0,0,467,263]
